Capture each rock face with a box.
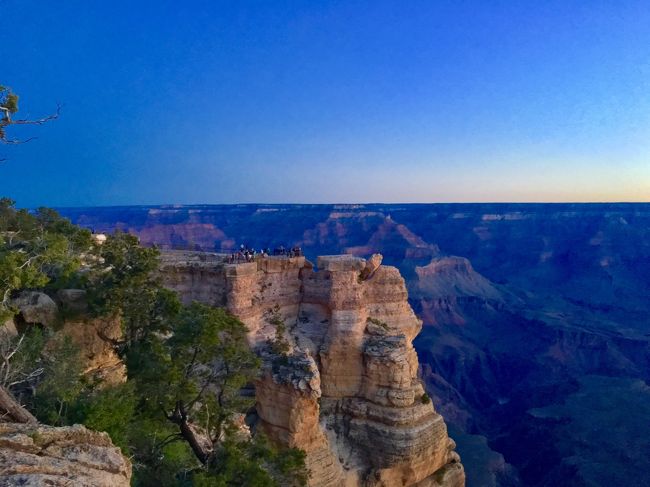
[161,251,465,487]
[58,314,126,385]
[0,422,132,486]
[7,290,126,385]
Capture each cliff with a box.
[161,251,465,487]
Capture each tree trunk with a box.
[178,418,211,464]
[0,385,37,423]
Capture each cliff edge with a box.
[161,251,465,487]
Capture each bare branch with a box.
[155,432,183,450]
[4,334,25,363]
[0,104,62,147]
[97,327,126,348]
[9,367,45,388]
[10,104,62,126]
[1,136,37,145]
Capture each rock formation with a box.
[10,291,59,328]
[0,422,132,486]
[161,251,465,487]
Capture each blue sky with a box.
[2,0,649,206]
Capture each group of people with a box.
[227,244,302,264]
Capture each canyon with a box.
[61,203,650,487]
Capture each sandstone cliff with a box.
[161,251,465,487]
[0,422,132,486]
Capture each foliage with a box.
[70,382,138,450]
[366,317,389,330]
[0,327,46,390]
[0,198,93,320]
[136,303,260,434]
[32,334,85,425]
[86,230,181,349]
[0,85,18,142]
[0,86,19,115]
[194,435,308,487]
[266,304,290,356]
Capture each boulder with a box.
[12,292,58,327]
[360,253,383,280]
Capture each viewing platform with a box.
[159,249,308,274]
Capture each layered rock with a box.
[0,422,132,486]
[161,251,464,487]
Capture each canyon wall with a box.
[161,251,464,487]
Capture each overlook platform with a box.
[160,249,306,269]
[160,250,372,274]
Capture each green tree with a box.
[0,198,93,320]
[115,301,306,486]
[87,231,180,349]
[132,303,260,464]
[32,334,84,425]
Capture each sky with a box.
[2,0,649,207]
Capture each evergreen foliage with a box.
[0,198,93,320]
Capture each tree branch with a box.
[10,104,62,126]
[0,104,62,147]
[155,432,183,450]
[97,327,126,348]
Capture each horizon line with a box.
[46,201,650,210]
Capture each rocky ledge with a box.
[0,422,132,487]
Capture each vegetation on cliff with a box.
[0,198,306,486]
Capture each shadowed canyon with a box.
[59,203,650,487]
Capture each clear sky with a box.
[2,0,649,206]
